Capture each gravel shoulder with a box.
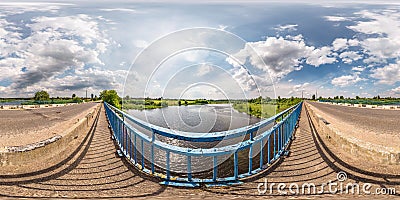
[0,102,99,147]
[307,101,400,150]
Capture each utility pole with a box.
[86,89,87,100]
[302,91,304,99]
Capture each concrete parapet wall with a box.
[0,103,101,166]
[317,101,400,110]
[0,103,80,110]
[305,102,400,165]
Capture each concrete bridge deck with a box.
[307,101,400,150]
[0,102,99,147]
[0,104,399,199]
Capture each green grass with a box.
[122,99,171,110]
[233,103,277,118]
[0,99,16,103]
[232,97,302,118]
[122,99,214,110]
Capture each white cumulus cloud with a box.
[274,24,298,32]
[196,64,214,77]
[331,73,365,87]
[347,10,400,63]
[227,36,336,82]
[370,61,400,85]
[392,86,400,94]
[324,16,351,22]
[339,51,362,64]
[352,66,365,72]
[0,13,118,97]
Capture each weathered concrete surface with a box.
[0,103,101,166]
[0,102,99,147]
[0,103,79,110]
[319,101,400,110]
[0,105,398,199]
[306,101,400,164]
[307,101,400,137]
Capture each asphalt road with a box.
[0,102,98,137]
[307,101,400,135]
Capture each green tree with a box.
[178,100,181,106]
[91,93,94,100]
[312,94,316,100]
[100,90,121,109]
[72,94,76,98]
[34,90,50,101]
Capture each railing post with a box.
[151,130,155,174]
[129,130,132,160]
[234,151,238,179]
[117,120,121,145]
[123,124,126,155]
[134,134,137,164]
[273,128,276,158]
[213,156,218,181]
[278,125,281,153]
[141,139,144,169]
[286,119,289,145]
[260,139,264,168]
[187,156,192,181]
[248,145,253,174]
[166,150,170,180]
[267,136,270,164]
[281,122,284,150]
[282,118,290,145]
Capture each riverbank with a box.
[232,98,302,118]
[122,99,228,110]
[122,97,302,119]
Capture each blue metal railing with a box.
[104,101,302,186]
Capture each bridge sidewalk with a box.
[0,104,398,199]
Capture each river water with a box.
[126,104,260,133]
[0,100,28,106]
[124,104,276,178]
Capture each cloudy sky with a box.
[0,1,400,99]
